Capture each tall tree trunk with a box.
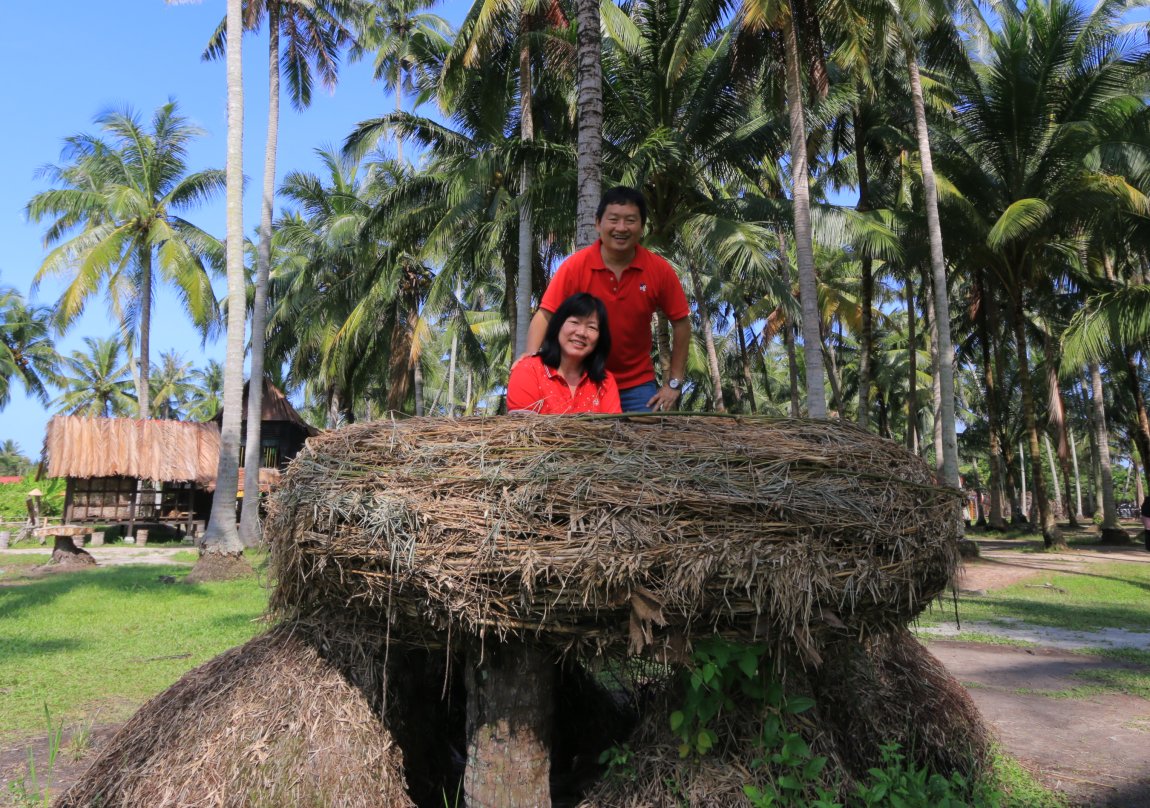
[514,34,535,357]
[1011,299,1064,548]
[1019,440,1028,522]
[923,267,943,474]
[137,247,153,419]
[775,228,802,417]
[1044,432,1063,518]
[1043,333,1076,526]
[854,105,873,430]
[240,7,281,548]
[822,322,843,415]
[198,0,247,562]
[1090,362,1125,540]
[736,312,757,413]
[1124,350,1150,493]
[908,52,959,489]
[905,275,917,454]
[978,268,1007,529]
[689,267,725,411]
[464,642,553,807]
[448,329,458,418]
[574,0,603,247]
[782,4,826,418]
[1070,429,1084,521]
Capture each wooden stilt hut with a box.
[43,416,221,539]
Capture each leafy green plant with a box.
[597,742,637,783]
[853,743,986,807]
[669,638,765,758]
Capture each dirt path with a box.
[930,539,1150,807]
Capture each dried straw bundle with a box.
[55,622,412,808]
[267,415,962,660]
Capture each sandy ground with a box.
[2,538,1150,806]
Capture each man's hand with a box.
[646,384,681,412]
[511,352,534,370]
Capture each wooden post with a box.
[464,640,554,807]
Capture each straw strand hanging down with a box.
[266,415,962,661]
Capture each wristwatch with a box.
[667,378,682,391]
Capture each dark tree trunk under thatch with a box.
[464,641,554,808]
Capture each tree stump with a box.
[464,641,554,807]
[50,535,97,566]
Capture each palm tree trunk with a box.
[774,228,802,417]
[978,268,1007,529]
[735,312,757,413]
[574,0,603,247]
[1012,298,1064,548]
[464,641,553,807]
[137,247,152,419]
[514,35,534,357]
[907,52,959,488]
[782,4,826,418]
[854,106,873,430]
[1043,334,1076,526]
[688,267,724,412]
[1124,350,1150,493]
[923,267,943,474]
[1044,432,1063,518]
[1090,361,1124,539]
[199,0,247,561]
[905,275,917,454]
[239,6,281,548]
[1070,429,1084,521]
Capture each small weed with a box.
[6,706,64,807]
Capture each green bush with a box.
[0,476,64,521]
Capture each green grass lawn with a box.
[0,559,269,738]
[920,560,1150,633]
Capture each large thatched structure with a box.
[267,415,960,660]
[59,415,989,807]
[44,416,220,537]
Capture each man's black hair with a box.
[595,186,648,225]
[537,293,612,383]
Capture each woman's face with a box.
[557,311,600,365]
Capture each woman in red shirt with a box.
[507,293,621,414]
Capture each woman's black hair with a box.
[537,293,612,382]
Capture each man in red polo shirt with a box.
[524,187,691,412]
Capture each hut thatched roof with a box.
[44,415,220,486]
[267,415,962,661]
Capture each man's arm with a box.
[513,309,553,368]
[647,316,691,411]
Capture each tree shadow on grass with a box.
[0,564,256,623]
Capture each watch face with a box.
[669,378,681,390]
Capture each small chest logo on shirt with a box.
[639,283,647,293]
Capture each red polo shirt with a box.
[506,356,621,414]
[539,241,691,389]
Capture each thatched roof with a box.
[44,415,220,486]
[216,378,318,435]
[267,415,962,661]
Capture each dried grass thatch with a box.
[55,621,412,808]
[266,415,962,661]
[576,629,992,807]
[43,416,220,487]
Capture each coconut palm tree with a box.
[26,102,224,420]
[0,281,58,411]
[936,0,1150,546]
[52,336,136,418]
[187,359,226,422]
[205,0,360,545]
[198,0,249,569]
[150,350,196,419]
[357,0,451,163]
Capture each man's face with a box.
[595,203,644,253]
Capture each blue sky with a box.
[1,1,466,456]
